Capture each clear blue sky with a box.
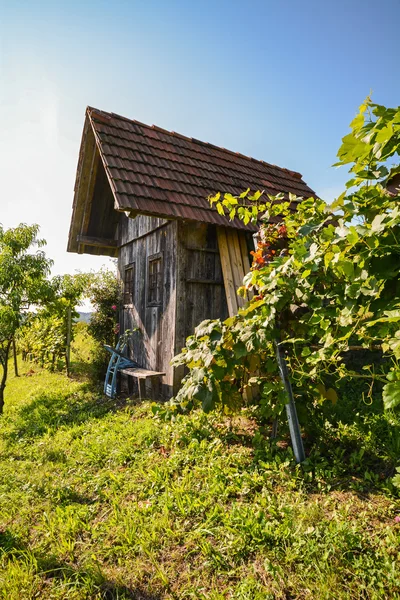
[1,0,399,276]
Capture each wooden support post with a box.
[138,378,146,400]
[239,234,251,273]
[226,229,247,309]
[12,338,19,377]
[217,227,254,401]
[66,306,72,377]
[239,234,253,301]
[217,228,238,316]
[226,231,243,294]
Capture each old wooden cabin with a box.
[68,107,314,397]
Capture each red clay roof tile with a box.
[87,106,315,231]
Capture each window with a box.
[124,264,135,305]
[148,253,163,306]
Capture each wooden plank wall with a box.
[118,217,252,399]
[217,227,256,401]
[119,214,169,245]
[174,222,228,392]
[118,215,177,398]
[216,228,252,315]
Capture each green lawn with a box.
[0,346,399,598]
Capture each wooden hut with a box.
[68,107,315,397]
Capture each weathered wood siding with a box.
[118,216,242,398]
[118,214,177,398]
[119,214,169,245]
[174,221,228,392]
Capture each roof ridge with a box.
[86,106,304,181]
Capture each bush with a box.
[86,268,121,380]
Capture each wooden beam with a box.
[217,227,238,316]
[88,109,112,125]
[239,233,251,274]
[67,120,97,253]
[226,229,247,310]
[77,235,117,249]
[239,232,253,301]
[217,226,255,402]
[81,147,100,236]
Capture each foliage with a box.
[18,273,89,372]
[18,313,66,370]
[0,361,399,598]
[85,268,121,379]
[86,268,121,347]
[19,268,121,380]
[0,224,53,413]
[172,99,400,427]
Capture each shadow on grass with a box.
[0,529,24,554]
[257,381,400,494]
[0,528,162,599]
[51,487,99,505]
[69,357,98,380]
[6,382,129,441]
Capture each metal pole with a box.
[274,339,305,464]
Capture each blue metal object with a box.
[103,339,137,398]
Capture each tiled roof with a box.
[87,107,315,231]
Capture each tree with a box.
[51,273,89,375]
[172,98,400,420]
[18,273,89,374]
[86,268,121,347]
[85,268,121,378]
[0,224,53,413]
[17,267,121,381]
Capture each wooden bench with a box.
[120,367,166,400]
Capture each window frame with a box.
[147,252,163,307]
[123,262,135,306]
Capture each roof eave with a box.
[67,113,120,257]
[67,114,96,254]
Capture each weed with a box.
[0,345,399,598]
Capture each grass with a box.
[0,333,399,598]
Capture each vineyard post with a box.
[12,338,19,377]
[66,305,72,376]
[274,340,305,464]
